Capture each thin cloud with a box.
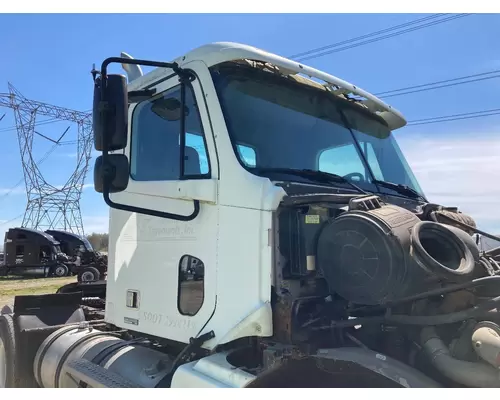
[0,187,25,195]
[398,132,500,233]
[82,215,109,234]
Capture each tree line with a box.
[86,232,109,252]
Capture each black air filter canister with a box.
[317,205,421,305]
[316,203,477,306]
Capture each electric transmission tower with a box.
[0,83,93,235]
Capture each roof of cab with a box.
[127,41,406,130]
[45,229,84,243]
[6,227,60,244]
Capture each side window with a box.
[360,141,384,181]
[186,132,209,175]
[236,144,256,167]
[40,245,51,258]
[319,144,367,179]
[178,255,204,316]
[15,245,24,256]
[319,142,384,182]
[130,83,210,181]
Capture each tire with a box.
[0,315,17,388]
[53,264,69,278]
[78,266,100,282]
[0,304,13,315]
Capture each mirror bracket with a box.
[93,57,201,223]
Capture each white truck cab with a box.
[102,41,424,347]
[1,42,498,389]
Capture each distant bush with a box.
[86,232,109,252]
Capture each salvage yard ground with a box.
[0,275,76,308]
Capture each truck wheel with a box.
[79,266,100,282]
[53,264,69,278]
[0,315,17,388]
[0,304,13,315]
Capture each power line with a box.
[0,213,24,227]
[375,69,500,99]
[0,142,60,201]
[288,14,446,59]
[407,107,500,126]
[291,14,472,62]
[0,117,59,133]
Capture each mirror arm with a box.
[98,57,200,222]
[100,57,183,78]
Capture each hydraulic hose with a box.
[314,296,500,329]
[350,275,500,314]
[421,326,500,388]
[435,211,500,244]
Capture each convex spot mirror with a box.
[94,154,129,193]
[93,74,128,151]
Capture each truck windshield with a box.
[80,237,94,251]
[210,63,425,199]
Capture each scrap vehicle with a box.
[45,230,108,282]
[0,227,71,278]
[1,42,500,388]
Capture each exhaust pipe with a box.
[120,52,143,83]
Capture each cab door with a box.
[106,64,219,344]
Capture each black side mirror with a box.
[91,56,200,222]
[93,74,128,151]
[94,154,129,193]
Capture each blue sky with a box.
[0,13,499,235]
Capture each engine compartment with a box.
[270,193,500,387]
[5,192,500,388]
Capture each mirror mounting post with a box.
[177,71,196,179]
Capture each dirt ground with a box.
[0,275,76,308]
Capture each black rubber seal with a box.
[411,221,475,282]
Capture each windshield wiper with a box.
[372,179,426,201]
[251,167,367,195]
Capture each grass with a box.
[0,276,76,306]
[0,282,71,297]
